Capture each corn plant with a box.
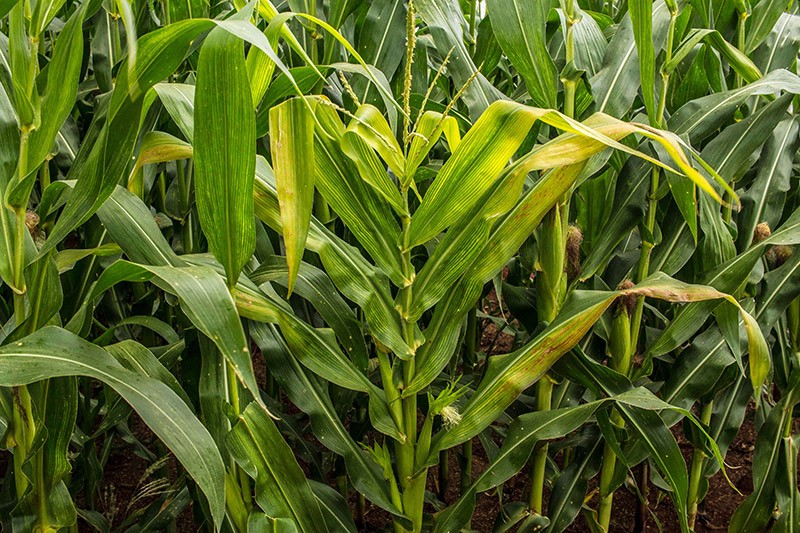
[467,0,800,531]
[0,0,798,532]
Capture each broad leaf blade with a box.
[270,96,316,294]
[227,402,328,532]
[0,327,225,528]
[195,25,256,288]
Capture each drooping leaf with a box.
[431,273,766,454]
[269,96,316,294]
[0,327,225,528]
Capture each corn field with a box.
[0,0,799,531]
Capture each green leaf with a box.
[6,0,88,209]
[700,93,792,187]
[738,115,800,250]
[227,402,327,532]
[68,258,267,413]
[351,0,406,105]
[414,0,504,118]
[758,251,800,335]
[269,96,316,294]
[253,167,411,358]
[341,103,406,197]
[730,376,800,532]
[405,110,460,182]
[660,328,735,414]
[312,103,405,286]
[590,1,671,117]
[0,327,225,528]
[96,186,182,267]
[247,514,299,533]
[154,83,196,142]
[250,256,369,371]
[753,13,800,74]
[309,481,358,533]
[257,67,329,136]
[251,323,409,523]
[547,435,603,533]
[14,252,62,337]
[629,0,656,122]
[669,69,800,143]
[406,278,482,396]
[127,131,193,198]
[405,215,491,322]
[168,0,208,20]
[488,0,557,108]
[195,23,256,288]
[745,0,788,52]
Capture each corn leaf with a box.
[195,24,256,288]
[227,402,328,532]
[488,0,557,108]
[270,96,316,294]
[0,327,225,528]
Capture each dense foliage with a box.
[0,0,799,531]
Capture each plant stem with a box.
[11,385,35,499]
[597,421,619,530]
[688,401,714,529]
[12,129,31,296]
[395,186,426,532]
[630,5,677,349]
[11,109,36,506]
[176,159,195,253]
[224,471,248,532]
[531,201,567,513]
[598,303,633,531]
[530,16,578,509]
[635,462,649,530]
[788,297,799,350]
[438,449,449,500]
[467,0,478,55]
[530,376,553,512]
